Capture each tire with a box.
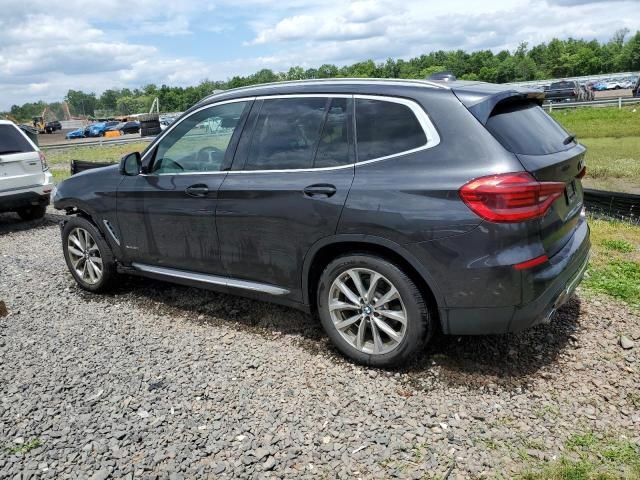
[16,205,46,221]
[317,254,432,368]
[141,126,161,137]
[61,216,116,293]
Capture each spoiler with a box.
[449,82,545,125]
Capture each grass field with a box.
[45,141,150,183]
[550,106,640,138]
[550,106,640,194]
[521,431,640,479]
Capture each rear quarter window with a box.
[485,102,571,155]
[0,124,35,154]
[355,99,427,162]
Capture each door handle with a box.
[185,184,210,197]
[303,184,337,198]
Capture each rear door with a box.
[0,124,44,193]
[484,101,586,257]
[216,95,355,300]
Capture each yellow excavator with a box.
[32,106,60,134]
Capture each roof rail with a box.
[197,77,448,104]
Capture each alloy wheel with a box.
[328,268,407,355]
[67,227,103,285]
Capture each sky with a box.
[1,0,639,109]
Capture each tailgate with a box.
[516,146,586,256]
[482,100,586,257]
[0,152,45,193]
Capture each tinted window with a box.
[550,81,575,89]
[245,97,327,171]
[485,102,571,155]
[355,99,426,162]
[152,101,248,174]
[0,125,35,154]
[314,98,352,168]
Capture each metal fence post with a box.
[619,97,622,109]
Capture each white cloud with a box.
[0,0,639,110]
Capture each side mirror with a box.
[120,152,141,176]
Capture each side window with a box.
[151,101,248,174]
[355,99,427,162]
[314,98,352,168]
[245,97,327,171]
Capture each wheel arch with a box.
[302,235,445,331]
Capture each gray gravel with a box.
[1,211,639,479]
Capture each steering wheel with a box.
[197,146,223,170]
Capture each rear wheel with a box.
[62,216,116,292]
[317,254,432,367]
[16,205,46,221]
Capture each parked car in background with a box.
[54,78,590,367]
[106,121,140,135]
[0,120,53,220]
[86,122,116,137]
[632,77,640,97]
[593,82,608,91]
[65,128,86,140]
[45,120,62,133]
[605,81,624,90]
[545,80,579,102]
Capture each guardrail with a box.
[584,189,640,223]
[41,136,154,151]
[543,97,640,110]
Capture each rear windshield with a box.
[0,124,35,154]
[550,81,575,89]
[485,102,571,155]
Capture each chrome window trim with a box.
[142,93,440,176]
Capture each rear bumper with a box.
[445,218,590,334]
[0,174,54,213]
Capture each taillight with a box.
[459,172,565,223]
[38,151,49,171]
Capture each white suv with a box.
[0,120,54,220]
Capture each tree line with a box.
[4,29,639,121]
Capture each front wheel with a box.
[317,254,432,368]
[62,216,116,292]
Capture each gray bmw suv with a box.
[54,79,590,367]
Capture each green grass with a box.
[550,107,640,138]
[45,141,150,183]
[549,107,640,194]
[601,239,634,253]
[584,218,640,306]
[520,432,640,480]
[6,438,41,455]
[579,137,640,193]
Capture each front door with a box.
[116,100,252,274]
[217,96,355,300]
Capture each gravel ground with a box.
[1,211,639,479]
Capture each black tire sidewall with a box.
[61,217,116,292]
[16,205,46,221]
[317,254,430,368]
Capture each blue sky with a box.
[1,0,639,109]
